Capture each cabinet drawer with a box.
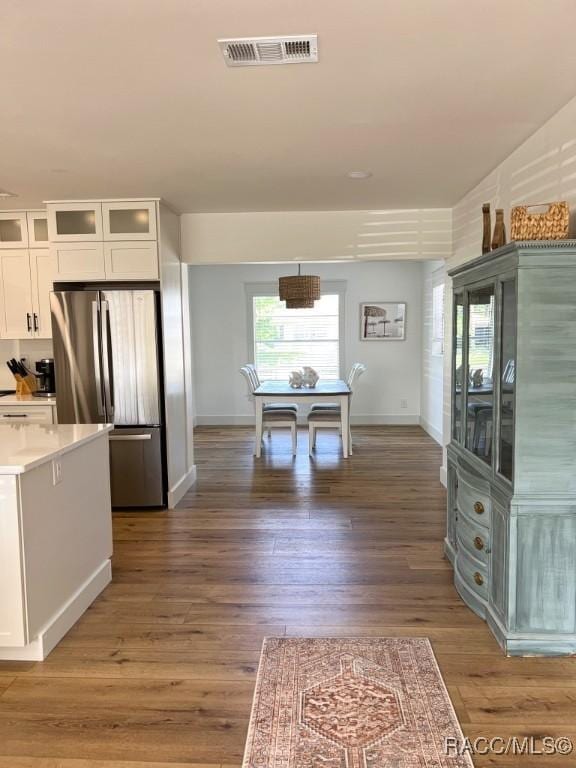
[456,547,489,602]
[457,467,491,529]
[457,512,490,566]
[0,406,54,424]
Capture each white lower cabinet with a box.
[0,406,55,424]
[0,430,112,659]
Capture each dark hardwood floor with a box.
[0,426,575,767]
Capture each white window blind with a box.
[253,294,340,380]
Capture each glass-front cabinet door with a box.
[0,212,28,248]
[498,279,516,481]
[26,211,49,247]
[465,284,495,465]
[452,292,465,443]
[47,202,103,242]
[102,201,157,241]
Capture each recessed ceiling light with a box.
[0,188,17,198]
[347,171,372,179]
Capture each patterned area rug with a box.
[243,637,473,768]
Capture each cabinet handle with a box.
[474,501,485,515]
[1,413,28,418]
[33,313,39,332]
[26,313,32,332]
[473,571,484,586]
[474,536,484,551]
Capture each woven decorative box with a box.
[510,201,569,241]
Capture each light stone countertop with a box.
[0,423,112,474]
[0,394,57,407]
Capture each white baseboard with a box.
[195,414,421,426]
[439,464,447,487]
[0,560,111,662]
[168,464,197,508]
[419,417,443,445]
[351,414,420,425]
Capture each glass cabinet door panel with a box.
[465,285,495,464]
[102,202,157,240]
[55,210,97,236]
[498,279,516,481]
[33,218,48,242]
[0,219,23,242]
[109,208,150,234]
[452,293,465,442]
[0,213,28,247]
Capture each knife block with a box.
[15,374,37,397]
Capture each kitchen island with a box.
[0,423,113,660]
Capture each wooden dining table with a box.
[253,380,352,458]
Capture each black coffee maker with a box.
[33,358,56,397]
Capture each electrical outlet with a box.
[400,399,408,409]
[52,459,63,485]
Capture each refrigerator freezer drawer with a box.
[109,427,164,507]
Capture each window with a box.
[252,293,341,380]
[432,282,445,356]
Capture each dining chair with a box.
[239,366,298,455]
[307,363,366,456]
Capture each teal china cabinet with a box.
[446,241,576,655]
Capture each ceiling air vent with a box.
[218,35,318,67]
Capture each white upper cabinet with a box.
[30,249,58,338]
[47,199,161,281]
[51,242,106,281]
[0,250,34,338]
[47,202,103,242]
[104,241,159,280]
[0,249,57,340]
[0,212,29,249]
[103,201,157,241]
[26,211,49,248]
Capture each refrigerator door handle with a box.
[101,300,115,421]
[109,434,152,441]
[91,301,105,417]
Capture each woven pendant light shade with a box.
[279,265,321,309]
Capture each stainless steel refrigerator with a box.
[50,288,166,507]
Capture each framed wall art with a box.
[360,302,406,341]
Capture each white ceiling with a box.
[2,0,576,213]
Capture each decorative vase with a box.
[491,209,506,250]
[482,203,491,254]
[289,371,303,388]
[302,367,319,388]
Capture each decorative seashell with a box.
[302,366,319,388]
[289,371,303,388]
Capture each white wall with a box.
[440,93,576,479]
[188,261,424,426]
[0,338,53,390]
[420,261,445,444]
[181,209,451,264]
[158,204,196,507]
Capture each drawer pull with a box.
[474,571,484,586]
[474,501,485,515]
[1,413,28,418]
[474,536,485,551]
